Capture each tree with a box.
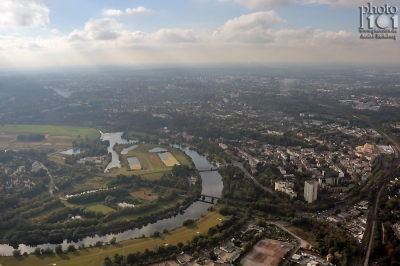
[55,244,63,254]
[182,218,195,226]
[152,230,160,237]
[102,257,113,266]
[34,247,41,255]
[12,250,21,256]
[109,236,117,244]
[67,245,76,252]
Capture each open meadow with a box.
[0,124,100,151]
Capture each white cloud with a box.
[229,0,293,9]
[301,0,397,7]
[218,0,294,9]
[152,28,197,43]
[102,8,124,16]
[0,11,399,68]
[220,0,400,9]
[26,42,42,51]
[213,11,287,43]
[51,29,61,35]
[126,6,155,17]
[66,29,88,42]
[0,0,50,29]
[84,18,122,40]
[102,6,155,17]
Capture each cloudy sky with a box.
[0,0,399,69]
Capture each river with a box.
[0,138,223,255]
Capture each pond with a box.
[118,202,135,208]
[59,148,83,155]
[100,132,137,172]
[148,147,168,153]
[121,145,138,155]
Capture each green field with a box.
[111,143,192,179]
[115,198,183,221]
[0,124,100,140]
[63,201,115,214]
[0,211,224,266]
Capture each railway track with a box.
[356,158,400,266]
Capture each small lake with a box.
[100,132,137,172]
[121,145,138,155]
[118,202,135,208]
[60,148,83,155]
[148,147,168,153]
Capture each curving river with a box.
[0,137,223,256]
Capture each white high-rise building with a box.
[304,180,318,203]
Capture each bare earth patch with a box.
[241,239,294,266]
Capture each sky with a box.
[0,0,399,69]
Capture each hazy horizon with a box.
[0,0,399,69]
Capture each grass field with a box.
[63,200,115,214]
[0,125,100,139]
[0,211,224,266]
[0,124,100,151]
[112,144,192,179]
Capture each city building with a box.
[275,181,297,199]
[304,180,318,203]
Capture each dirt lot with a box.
[241,239,294,266]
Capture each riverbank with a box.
[0,211,224,266]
